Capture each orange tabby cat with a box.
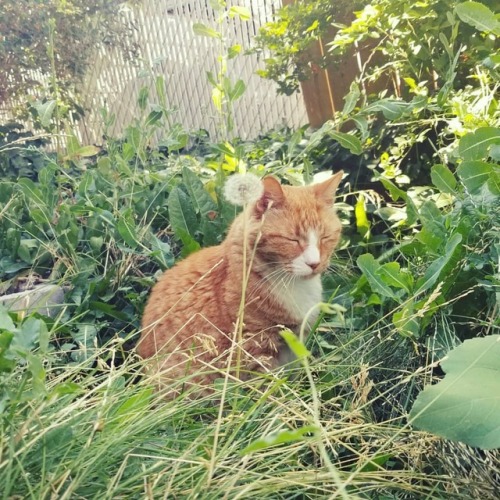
[138,171,343,398]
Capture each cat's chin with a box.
[291,269,321,279]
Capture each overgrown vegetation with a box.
[0,0,499,498]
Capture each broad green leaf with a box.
[455,2,500,35]
[392,302,419,338]
[228,79,246,102]
[240,425,318,454]
[457,160,493,192]
[487,170,500,195]
[11,317,45,353]
[116,210,139,248]
[35,100,57,128]
[168,186,199,240]
[193,23,221,39]
[364,99,409,120]
[229,6,251,21]
[280,329,310,360]
[378,262,412,293]
[329,131,362,155]
[76,145,100,158]
[176,228,201,257]
[379,178,407,201]
[145,109,163,127]
[357,254,396,299]
[410,335,500,450]
[431,164,457,194]
[0,306,15,332]
[182,167,217,217]
[416,233,462,294]
[458,127,500,161]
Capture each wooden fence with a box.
[72,0,308,145]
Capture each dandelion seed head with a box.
[224,173,264,206]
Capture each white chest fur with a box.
[274,274,323,325]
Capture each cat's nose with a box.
[307,261,320,271]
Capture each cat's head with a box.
[250,171,343,278]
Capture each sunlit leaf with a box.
[455,1,500,35]
[431,164,457,194]
[240,425,318,454]
[410,335,500,450]
[193,23,221,39]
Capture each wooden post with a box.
[280,0,390,129]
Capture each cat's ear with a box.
[314,170,343,205]
[254,176,284,216]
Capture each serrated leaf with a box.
[280,329,310,359]
[357,254,396,299]
[431,164,457,194]
[240,425,318,455]
[168,186,198,240]
[193,23,221,39]
[35,100,57,128]
[182,167,217,217]
[329,131,362,155]
[455,1,500,35]
[410,335,500,450]
[457,160,493,192]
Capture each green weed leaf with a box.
[458,127,500,161]
[116,210,139,249]
[416,233,462,294]
[455,2,500,35]
[228,79,246,102]
[280,329,310,360]
[457,160,493,193]
[229,6,251,21]
[193,23,221,39]
[35,100,57,128]
[328,131,362,155]
[168,186,199,240]
[410,335,500,450]
[0,306,16,332]
[182,167,217,217]
[357,254,396,299]
[241,425,318,454]
[431,164,457,194]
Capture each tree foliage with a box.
[0,0,139,105]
